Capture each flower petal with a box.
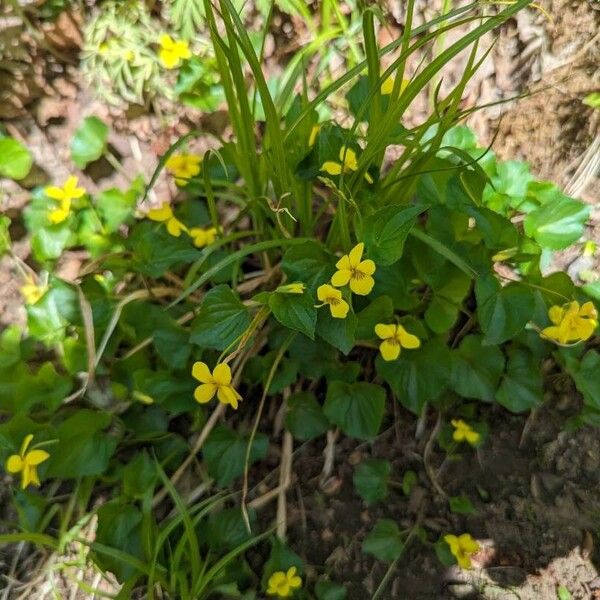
[317,283,337,302]
[217,385,240,409]
[331,269,351,287]
[348,243,364,267]
[379,339,400,361]
[459,534,480,554]
[339,146,358,171]
[349,274,374,295]
[45,186,65,200]
[48,207,69,224]
[147,205,173,222]
[159,34,174,49]
[397,326,420,349]
[330,298,349,319]
[6,454,23,473]
[374,323,396,339]
[541,325,561,342]
[20,434,34,456]
[321,161,342,176]
[194,383,216,403]
[212,363,232,385]
[192,361,212,383]
[25,449,49,466]
[580,301,598,319]
[548,305,564,325]
[358,259,376,276]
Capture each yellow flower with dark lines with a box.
[6,434,50,490]
[331,243,376,296]
[374,323,420,361]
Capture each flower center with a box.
[352,268,367,280]
[327,296,341,306]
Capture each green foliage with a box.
[0,137,32,180]
[362,519,405,562]
[353,459,391,504]
[71,117,109,168]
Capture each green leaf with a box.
[262,538,304,589]
[376,339,451,414]
[269,291,316,339]
[353,459,391,504]
[565,350,600,411]
[316,309,356,354]
[450,335,504,401]
[496,348,543,413]
[324,381,385,440]
[190,284,251,351]
[363,205,424,266]
[402,471,418,496]
[356,296,394,339]
[281,241,335,293]
[207,506,256,551]
[153,321,191,370]
[475,274,535,344]
[0,326,22,369]
[71,116,109,168]
[362,519,404,562]
[425,296,461,334]
[48,410,117,478]
[448,495,476,514]
[315,581,347,600]
[583,92,600,109]
[285,391,330,441]
[0,215,10,256]
[122,452,157,500]
[0,137,32,180]
[203,425,268,487]
[12,362,72,414]
[94,501,143,581]
[524,196,589,250]
[557,585,572,600]
[96,185,139,232]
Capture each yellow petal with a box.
[20,434,34,456]
[541,325,561,342]
[335,254,351,271]
[375,323,396,340]
[580,301,598,319]
[24,449,49,466]
[330,298,350,319]
[217,385,241,409]
[380,339,400,361]
[349,274,374,295]
[147,204,173,222]
[190,228,207,247]
[45,186,65,200]
[166,217,187,237]
[308,124,320,147]
[358,258,376,276]
[339,146,358,171]
[194,383,216,403]
[317,284,340,302]
[159,49,179,69]
[212,363,232,385]
[459,534,480,554]
[64,176,85,199]
[159,34,174,50]
[331,269,352,288]
[192,361,212,383]
[321,161,342,176]
[174,40,191,59]
[444,534,459,553]
[48,207,69,224]
[381,75,394,95]
[348,243,364,267]
[6,454,23,473]
[452,430,465,442]
[465,430,480,445]
[575,319,597,341]
[457,553,472,569]
[397,326,420,349]
[548,305,564,325]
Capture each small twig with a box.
[423,412,447,499]
[519,406,540,448]
[276,430,293,540]
[319,429,339,489]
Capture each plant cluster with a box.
[1,0,599,597]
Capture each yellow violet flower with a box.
[331,242,376,296]
[45,175,86,224]
[381,75,409,96]
[166,153,202,186]
[321,146,373,184]
[6,434,50,490]
[192,362,242,410]
[21,280,47,305]
[277,282,306,294]
[189,226,217,248]
[541,300,597,345]
[451,419,480,445]
[374,323,420,361]
[308,124,320,147]
[266,567,302,598]
[317,283,349,319]
[146,202,188,237]
[443,533,480,569]
[158,34,191,69]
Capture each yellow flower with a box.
[317,283,349,319]
[21,281,47,305]
[380,75,409,96]
[331,242,376,296]
[158,34,191,69]
[266,567,302,598]
[541,301,597,345]
[6,434,50,490]
[451,419,480,445]
[146,202,188,237]
[276,283,305,295]
[321,146,373,184]
[443,533,480,569]
[308,124,320,147]
[374,323,420,361]
[166,153,202,186]
[189,226,217,248]
[45,175,86,224]
[192,362,242,410]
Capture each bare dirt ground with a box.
[1,1,599,598]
